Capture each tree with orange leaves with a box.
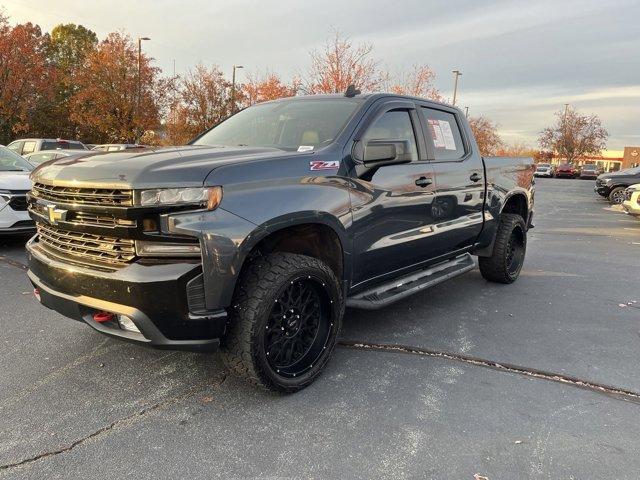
[388,64,442,101]
[242,72,298,106]
[468,116,504,156]
[69,32,167,143]
[0,15,55,144]
[303,29,384,94]
[164,64,232,145]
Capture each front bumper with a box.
[27,237,226,350]
[622,192,640,216]
[0,204,34,233]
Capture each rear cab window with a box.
[421,107,466,161]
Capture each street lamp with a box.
[451,70,462,106]
[231,65,244,114]
[137,36,151,138]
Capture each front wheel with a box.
[608,186,626,205]
[221,252,344,393]
[479,213,527,284]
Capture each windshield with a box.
[0,146,33,171]
[582,165,597,170]
[193,98,361,151]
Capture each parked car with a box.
[91,144,147,152]
[24,150,96,167]
[0,145,34,234]
[7,138,87,156]
[555,164,579,178]
[595,166,640,204]
[534,163,554,177]
[579,164,603,179]
[621,183,640,217]
[26,90,535,392]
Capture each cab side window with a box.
[422,107,465,161]
[22,141,37,155]
[362,110,418,161]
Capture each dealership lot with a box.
[1,178,639,479]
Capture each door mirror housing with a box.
[353,139,412,167]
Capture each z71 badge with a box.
[309,160,340,171]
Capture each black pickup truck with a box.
[26,90,535,392]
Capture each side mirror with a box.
[353,139,412,167]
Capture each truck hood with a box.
[0,171,32,190]
[31,145,283,189]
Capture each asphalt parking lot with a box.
[1,178,639,479]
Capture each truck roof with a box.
[264,92,460,113]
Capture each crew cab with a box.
[26,91,535,392]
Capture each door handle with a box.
[470,172,482,182]
[415,176,433,188]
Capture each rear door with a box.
[348,100,439,287]
[418,105,484,256]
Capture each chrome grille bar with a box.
[32,183,133,206]
[36,223,136,266]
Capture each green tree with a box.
[31,23,98,139]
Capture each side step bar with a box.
[346,254,476,310]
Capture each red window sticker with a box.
[309,160,340,171]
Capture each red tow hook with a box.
[33,288,41,302]
[93,311,115,323]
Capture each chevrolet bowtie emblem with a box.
[46,204,68,225]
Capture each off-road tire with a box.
[479,213,527,284]
[608,186,626,205]
[220,252,344,393]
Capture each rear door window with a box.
[421,108,465,161]
[22,141,37,155]
[68,142,85,150]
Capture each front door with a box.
[348,101,439,288]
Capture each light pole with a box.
[464,106,469,118]
[137,36,150,139]
[451,70,462,106]
[231,65,244,114]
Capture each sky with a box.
[2,0,639,153]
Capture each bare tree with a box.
[302,29,383,94]
[538,106,608,164]
[468,116,503,156]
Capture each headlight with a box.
[135,240,201,257]
[137,186,222,209]
[0,190,10,207]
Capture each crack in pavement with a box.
[0,255,28,271]
[338,340,640,404]
[0,373,227,473]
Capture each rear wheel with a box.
[608,186,626,205]
[479,213,526,284]
[221,252,343,393]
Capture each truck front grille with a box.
[36,223,136,266]
[32,182,133,206]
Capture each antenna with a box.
[344,85,361,98]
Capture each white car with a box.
[0,145,34,234]
[621,183,640,217]
[534,163,554,177]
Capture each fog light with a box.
[117,315,141,333]
[135,240,201,257]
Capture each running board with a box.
[346,254,476,310]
